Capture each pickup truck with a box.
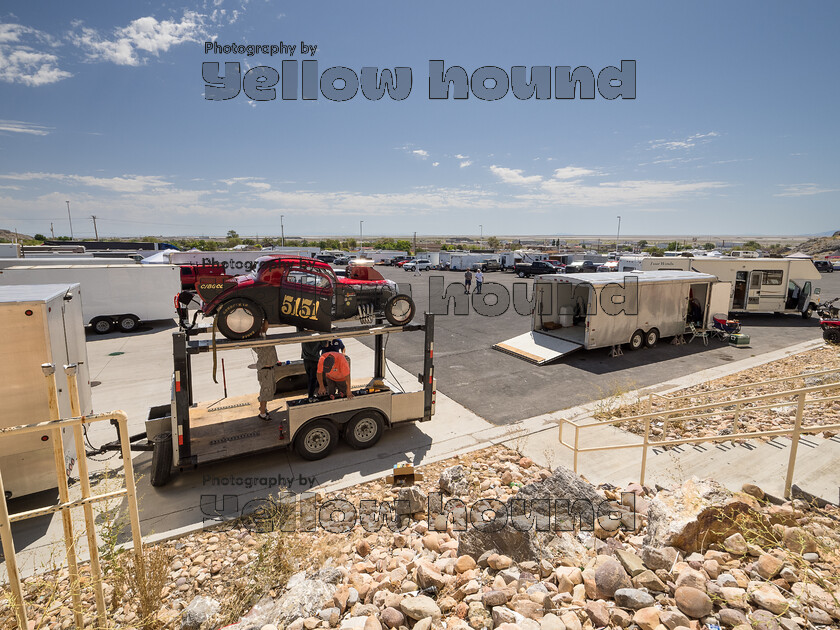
[564,260,598,273]
[513,260,562,278]
[471,259,502,272]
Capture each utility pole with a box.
[616,216,621,253]
[479,224,483,241]
[359,220,364,252]
[91,215,99,240]
[66,200,74,239]
[50,223,55,238]
[280,215,285,247]
[413,231,417,255]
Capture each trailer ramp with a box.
[493,331,582,365]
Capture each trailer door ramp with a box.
[493,331,583,365]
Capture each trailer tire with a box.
[384,294,415,326]
[344,411,385,449]
[294,419,338,460]
[150,432,173,487]
[645,328,660,348]
[91,317,114,335]
[117,314,140,332]
[216,299,264,340]
[629,329,645,351]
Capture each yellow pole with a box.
[0,469,28,629]
[117,415,145,564]
[784,392,806,498]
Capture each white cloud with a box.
[775,183,838,197]
[489,165,543,185]
[539,178,727,206]
[0,172,172,193]
[0,24,72,86]
[552,166,598,180]
[455,154,469,159]
[0,120,53,135]
[649,131,719,151]
[71,11,208,66]
[432,162,439,167]
[459,160,473,168]
[412,149,429,158]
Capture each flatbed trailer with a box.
[141,314,436,486]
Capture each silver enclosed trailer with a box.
[494,271,730,364]
[0,284,92,498]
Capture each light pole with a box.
[479,224,483,242]
[616,216,621,253]
[66,200,74,239]
[359,220,364,252]
[280,215,285,247]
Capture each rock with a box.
[675,567,707,591]
[741,483,764,500]
[722,533,748,555]
[318,608,340,625]
[422,533,440,552]
[263,579,337,626]
[456,555,477,573]
[510,599,544,620]
[674,586,713,618]
[643,478,763,553]
[748,609,782,630]
[754,554,784,580]
[380,607,405,629]
[807,607,834,625]
[641,545,679,571]
[614,549,646,576]
[609,608,632,628]
[458,525,540,564]
[413,619,432,630]
[593,558,631,598]
[632,607,660,630]
[539,612,566,630]
[440,465,470,496]
[467,601,493,630]
[614,588,655,610]
[781,527,817,554]
[748,581,789,615]
[802,552,819,563]
[180,596,220,630]
[481,590,509,607]
[718,608,748,628]
[559,611,581,630]
[717,573,739,588]
[400,595,441,621]
[397,486,427,515]
[416,563,446,591]
[487,554,513,570]
[364,615,381,630]
[340,617,368,630]
[519,457,534,468]
[515,466,603,516]
[491,606,521,626]
[584,601,610,627]
[632,570,666,592]
[356,539,371,557]
[658,610,690,630]
[720,587,748,609]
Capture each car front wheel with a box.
[384,294,416,326]
[216,299,264,340]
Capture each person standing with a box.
[475,269,484,294]
[464,269,472,294]
[300,331,322,401]
[254,320,279,420]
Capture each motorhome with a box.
[638,256,821,317]
[493,271,729,364]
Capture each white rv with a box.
[638,257,821,317]
[493,271,729,364]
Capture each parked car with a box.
[403,259,432,272]
[814,260,834,273]
[513,260,562,278]
[470,259,502,272]
[332,256,350,265]
[564,260,598,273]
[315,253,336,264]
[546,261,566,272]
[597,261,619,272]
[389,256,409,266]
[395,257,415,267]
[197,256,415,339]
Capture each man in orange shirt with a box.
[316,351,354,399]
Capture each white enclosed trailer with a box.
[638,257,821,317]
[0,284,92,498]
[0,256,138,269]
[494,271,729,364]
[0,264,181,333]
[449,253,487,270]
[0,243,22,258]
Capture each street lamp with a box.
[479,224,483,241]
[280,215,285,247]
[66,200,74,239]
[616,216,621,253]
[359,220,364,252]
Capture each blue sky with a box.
[1,1,838,238]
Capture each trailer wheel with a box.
[645,328,660,348]
[216,299,264,340]
[117,314,140,332]
[91,317,114,335]
[150,432,173,487]
[629,329,645,350]
[344,411,385,450]
[294,419,338,460]
[825,329,840,345]
[384,294,415,326]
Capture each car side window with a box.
[287,268,332,289]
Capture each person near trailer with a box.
[299,330,322,401]
[320,337,346,355]
[464,269,472,294]
[475,269,484,294]
[254,320,279,420]
[317,351,354,399]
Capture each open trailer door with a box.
[493,331,583,365]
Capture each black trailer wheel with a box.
[825,329,840,345]
[384,294,415,326]
[91,317,114,335]
[150,432,173,487]
[216,299,264,340]
[645,328,660,348]
[294,419,338,460]
[344,411,385,450]
[117,314,140,332]
[629,329,645,350]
